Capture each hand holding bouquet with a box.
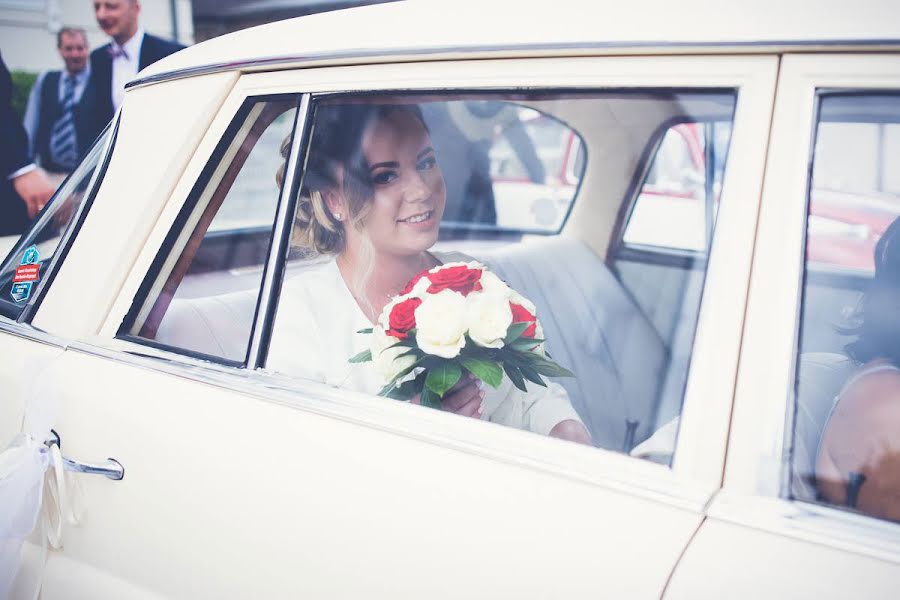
[350,261,574,408]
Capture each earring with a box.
[333,212,342,221]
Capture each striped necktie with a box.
[49,74,78,171]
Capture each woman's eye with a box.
[371,170,398,185]
[417,156,437,171]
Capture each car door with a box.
[0,124,117,451]
[12,55,776,598]
[665,55,900,598]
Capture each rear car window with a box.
[791,92,900,524]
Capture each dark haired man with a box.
[87,0,184,138]
[23,27,94,179]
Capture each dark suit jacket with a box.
[0,52,31,234]
[87,32,185,142]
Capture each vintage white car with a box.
[2,1,900,597]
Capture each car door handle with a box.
[48,430,125,481]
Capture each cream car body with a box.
[1,0,899,598]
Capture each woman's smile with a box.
[397,209,435,226]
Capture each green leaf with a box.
[503,363,528,393]
[509,338,544,352]
[461,357,504,389]
[504,322,531,344]
[379,376,421,400]
[381,354,426,388]
[424,362,463,398]
[356,327,374,334]
[519,365,547,387]
[529,359,575,378]
[348,349,372,363]
[420,384,442,409]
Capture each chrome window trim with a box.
[19,112,122,324]
[69,335,716,513]
[126,40,900,92]
[0,317,66,348]
[707,492,900,564]
[247,94,311,368]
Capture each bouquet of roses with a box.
[349,261,574,408]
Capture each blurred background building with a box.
[192,0,392,42]
[2,0,395,115]
[0,0,193,71]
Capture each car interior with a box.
[119,89,744,456]
[791,93,900,507]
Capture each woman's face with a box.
[337,109,446,259]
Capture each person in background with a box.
[0,52,55,236]
[816,216,900,522]
[88,0,184,137]
[23,28,93,185]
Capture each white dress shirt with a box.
[110,28,145,111]
[22,65,92,157]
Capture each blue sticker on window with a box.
[11,282,32,303]
[21,245,40,265]
[10,245,41,303]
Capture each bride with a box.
[267,101,591,444]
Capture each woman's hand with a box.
[412,373,483,418]
[549,420,592,445]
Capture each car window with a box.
[264,91,736,458]
[622,121,731,252]
[791,92,900,524]
[488,112,584,231]
[0,125,113,321]
[118,96,300,363]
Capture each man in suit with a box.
[0,53,55,236]
[87,0,184,139]
[23,27,95,180]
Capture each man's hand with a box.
[12,168,55,219]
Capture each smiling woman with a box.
[266,100,591,443]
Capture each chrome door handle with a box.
[48,430,125,481]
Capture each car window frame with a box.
[95,56,778,507]
[608,108,735,264]
[116,94,306,367]
[0,114,120,326]
[717,53,900,562]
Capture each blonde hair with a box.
[275,103,424,256]
[275,103,429,317]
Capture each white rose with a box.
[508,288,536,314]
[479,270,511,299]
[414,289,468,358]
[530,321,546,356]
[370,327,417,382]
[466,291,512,348]
[407,275,431,298]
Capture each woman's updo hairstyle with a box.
[280,102,427,254]
[845,216,900,367]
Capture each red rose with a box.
[387,297,422,339]
[509,302,537,338]
[400,269,429,295]
[426,265,483,296]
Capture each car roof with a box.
[135,0,900,88]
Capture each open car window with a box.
[118,96,300,364]
[260,90,737,458]
[0,124,113,321]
